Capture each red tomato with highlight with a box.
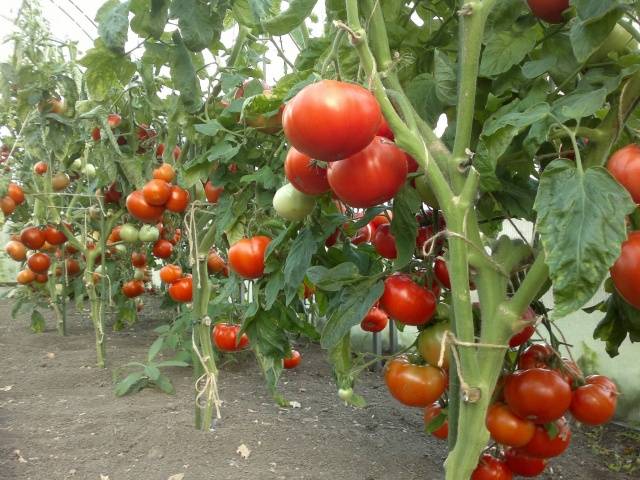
[504,368,572,423]
[159,264,182,284]
[152,239,173,259]
[27,252,50,273]
[486,402,536,448]
[610,231,640,309]
[143,179,172,206]
[228,236,271,279]
[126,190,164,223]
[384,355,446,407]
[284,147,330,195]
[122,280,145,298]
[131,252,147,268]
[204,181,224,203]
[372,223,397,259]
[20,227,45,250]
[283,350,301,369]
[43,225,67,245]
[212,323,249,352]
[360,307,389,332]
[570,381,617,426]
[327,137,407,208]
[518,343,554,370]
[434,258,451,289]
[153,163,176,183]
[523,417,571,458]
[168,276,192,302]
[471,454,512,480]
[380,274,437,326]
[283,80,382,162]
[165,186,189,212]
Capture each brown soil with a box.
[0,298,637,480]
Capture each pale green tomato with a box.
[338,388,354,402]
[133,268,145,280]
[590,25,638,63]
[272,183,315,221]
[71,158,83,171]
[83,163,97,178]
[138,225,160,242]
[119,223,139,243]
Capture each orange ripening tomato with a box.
[7,183,25,205]
[153,163,176,183]
[159,264,182,284]
[486,402,536,448]
[384,355,446,408]
[126,190,164,223]
[143,179,172,206]
[165,186,189,213]
[5,240,27,261]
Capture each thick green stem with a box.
[84,249,106,368]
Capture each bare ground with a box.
[0,298,637,480]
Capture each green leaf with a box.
[96,0,130,53]
[170,0,222,51]
[534,161,635,318]
[254,348,287,406]
[480,27,538,77]
[433,50,456,106]
[147,337,164,361]
[30,310,46,333]
[570,9,622,62]
[262,0,318,36]
[404,74,443,125]
[245,311,290,358]
[284,228,317,291]
[155,360,190,368]
[114,371,147,396]
[265,271,284,310]
[321,280,384,349]
[144,365,161,381]
[594,289,640,357]
[79,41,136,101]
[425,411,447,434]
[206,141,241,164]
[240,166,280,189]
[391,186,420,268]
[306,263,360,291]
[194,119,223,136]
[154,374,175,394]
[170,31,203,113]
[130,0,170,39]
[552,88,608,121]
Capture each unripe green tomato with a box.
[71,158,83,171]
[417,320,450,370]
[55,283,64,294]
[120,223,139,243]
[133,268,145,280]
[114,244,127,254]
[338,388,353,402]
[138,225,160,242]
[589,25,638,63]
[272,183,316,221]
[414,175,439,209]
[75,100,95,114]
[83,163,97,178]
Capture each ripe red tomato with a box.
[204,180,224,203]
[434,258,451,289]
[228,236,271,279]
[351,224,373,245]
[518,343,554,370]
[43,225,67,245]
[212,323,249,352]
[372,223,397,259]
[104,182,122,204]
[126,190,164,223]
[122,280,145,298]
[168,276,192,302]
[17,269,36,284]
[5,240,27,261]
[35,272,48,283]
[377,117,394,140]
[486,402,536,448]
[283,350,301,369]
[283,80,382,162]
[152,239,173,259]
[20,227,45,250]
[165,186,189,212]
[284,147,330,195]
[504,449,547,477]
[360,307,389,332]
[423,403,448,440]
[65,259,81,275]
[504,368,572,423]
[526,0,569,23]
[153,163,176,183]
[508,307,537,348]
[91,127,101,141]
[471,454,513,480]
[380,274,437,326]
[207,251,226,274]
[107,113,121,128]
[384,355,446,407]
[143,179,172,206]
[327,137,407,208]
[27,252,50,273]
[0,196,16,215]
[159,264,182,284]
[610,231,640,309]
[33,161,48,175]
[585,374,618,392]
[570,381,617,425]
[131,252,147,268]
[137,123,157,142]
[522,417,571,458]
[7,183,25,204]
[369,213,391,232]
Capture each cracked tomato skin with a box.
[282,80,382,162]
[526,0,569,23]
[610,231,640,309]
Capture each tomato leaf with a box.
[307,263,360,292]
[147,337,164,362]
[30,310,45,333]
[283,228,317,299]
[130,0,170,39]
[534,161,635,318]
[425,411,447,434]
[594,289,640,357]
[480,25,538,77]
[570,5,624,62]
[96,0,130,54]
[114,371,147,396]
[391,185,421,268]
[262,0,318,36]
[170,31,203,113]
[170,0,228,52]
[79,41,136,101]
[153,374,175,394]
[320,279,384,349]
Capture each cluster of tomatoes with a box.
[0,182,25,217]
[4,224,83,286]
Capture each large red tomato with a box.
[204,180,224,203]
[126,190,164,223]
[570,380,617,425]
[423,403,448,440]
[20,227,45,250]
[284,147,330,195]
[228,236,271,279]
[360,307,388,332]
[27,252,51,273]
[152,239,173,259]
[122,280,145,298]
[143,179,171,206]
[165,186,190,213]
[43,225,67,245]
[607,145,640,203]
[504,368,572,423]
[522,417,571,458]
[282,80,382,162]
[471,454,513,480]
[168,276,192,302]
[504,449,547,477]
[372,223,397,259]
[384,355,446,408]
[526,0,569,23]
[212,323,249,352]
[486,402,536,448]
[380,274,436,326]
[610,231,640,309]
[327,137,407,208]
[159,264,182,284]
